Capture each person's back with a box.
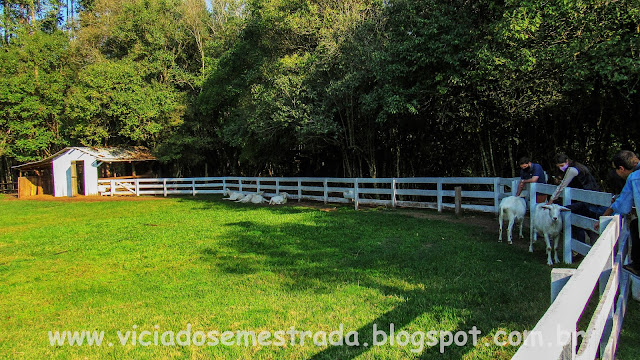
[567,160,600,192]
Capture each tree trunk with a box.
[508,141,515,177]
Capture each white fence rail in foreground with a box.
[512,215,631,360]
[97,176,633,359]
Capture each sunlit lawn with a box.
[0,195,637,359]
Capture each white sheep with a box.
[236,193,254,203]
[269,192,288,205]
[532,203,571,266]
[223,189,244,201]
[498,196,527,244]
[251,194,267,204]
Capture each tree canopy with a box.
[1,0,639,184]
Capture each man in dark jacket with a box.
[516,156,547,203]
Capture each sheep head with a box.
[541,204,570,223]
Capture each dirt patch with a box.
[3,194,166,202]
[396,209,501,232]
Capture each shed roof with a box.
[13,147,156,170]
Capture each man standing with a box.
[516,156,547,203]
[600,150,640,275]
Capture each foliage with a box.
[1,0,640,182]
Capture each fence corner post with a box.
[563,187,572,264]
[551,268,575,304]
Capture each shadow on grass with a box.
[179,195,549,359]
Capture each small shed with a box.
[13,147,156,198]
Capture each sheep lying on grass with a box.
[269,192,288,205]
[251,193,267,204]
[237,193,255,203]
[498,196,527,244]
[532,203,571,266]
[223,189,244,201]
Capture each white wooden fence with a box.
[512,215,631,360]
[98,176,521,213]
[97,175,633,359]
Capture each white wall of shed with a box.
[52,149,99,197]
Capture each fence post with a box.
[163,179,167,197]
[239,179,243,192]
[276,179,280,195]
[455,186,462,216]
[551,268,575,304]
[563,187,572,264]
[298,179,302,202]
[222,178,226,193]
[323,179,328,204]
[437,180,443,213]
[257,178,261,193]
[135,179,140,196]
[192,179,196,196]
[493,178,500,213]
[110,180,115,197]
[354,178,360,210]
[511,179,518,196]
[392,178,397,208]
[529,182,537,244]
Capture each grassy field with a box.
[0,195,637,359]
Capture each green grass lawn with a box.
[0,195,637,359]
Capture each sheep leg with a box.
[507,217,515,244]
[553,235,560,264]
[529,230,535,253]
[498,210,504,242]
[544,234,553,266]
[518,217,524,239]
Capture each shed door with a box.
[71,161,85,196]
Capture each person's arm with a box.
[610,180,634,216]
[548,167,579,204]
[521,176,540,184]
[595,186,633,230]
[516,176,540,196]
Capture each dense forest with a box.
[1,0,639,184]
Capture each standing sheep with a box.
[498,196,527,244]
[532,203,571,266]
